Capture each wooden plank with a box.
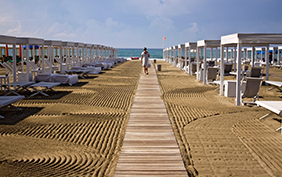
[114,66,187,176]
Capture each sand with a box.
[155,60,282,177]
[0,60,282,176]
[0,61,141,177]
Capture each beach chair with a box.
[224,63,233,75]
[28,82,60,97]
[246,67,263,78]
[241,77,263,106]
[0,96,25,118]
[256,101,282,131]
[191,62,197,75]
[206,67,218,83]
[53,74,79,86]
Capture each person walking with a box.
[141,47,150,75]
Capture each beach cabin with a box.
[220,33,282,106]
[184,42,197,75]
[62,41,75,70]
[177,44,185,69]
[74,42,84,66]
[44,40,62,73]
[16,37,44,81]
[0,35,17,83]
[197,40,221,85]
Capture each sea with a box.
[117,48,163,60]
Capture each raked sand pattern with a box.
[155,60,282,177]
[0,61,141,177]
[0,60,282,176]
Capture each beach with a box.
[0,60,282,176]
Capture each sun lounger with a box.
[28,82,60,97]
[241,77,263,106]
[65,69,90,79]
[256,101,282,132]
[2,81,35,96]
[0,95,25,118]
[34,73,57,82]
[53,74,78,86]
[265,81,282,92]
[206,67,218,83]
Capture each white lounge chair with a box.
[0,96,25,118]
[53,74,79,86]
[206,67,218,83]
[256,101,282,132]
[28,82,60,97]
[241,77,263,106]
[246,67,263,78]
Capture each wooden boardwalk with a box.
[114,66,188,176]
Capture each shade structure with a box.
[0,35,17,82]
[16,37,44,80]
[177,44,185,69]
[197,40,221,85]
[185,42,197,75]
[44,40,63,72]
[74,42,84,65]
[220,33,282,106]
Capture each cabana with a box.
[177,44,185,69]
[84,44,92,64]
[16,37,44,81]
[0,35,17,82]
[44,40,62,72]
[197,40,221,85]
[184,42,197,75]
[172,45,178,66]
[220,33,282,106]
[74,42,84,66]
[62,41,75,70]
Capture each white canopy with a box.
[220,33,282,106]
[184,42,197,75]
[197,40,221,85]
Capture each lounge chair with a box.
[28,82,60,97]
[53,74,79,86]
[206,67,218,83]
[224,63,233,75]
[246,67,263,78]
[0,96,25,118]
[2,81,35,96]
[256,101,282,131]
[191,62,197,75]
[241,77,263,106]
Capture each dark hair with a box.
[143,47,147,51]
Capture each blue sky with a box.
[1,0,282,48]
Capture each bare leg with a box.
[143,66,147,75]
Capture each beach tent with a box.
[184,42,197,75]
[16,37,44,81]
[178,44,185,69]
[74,42,84,66]
[220,33,282,106]
[44,40,62,73]
[172,45,178,66]
[197,40,221,85]
[84,44,92,64]
[62,41,75,69]
[0,35,16,82]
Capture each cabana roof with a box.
[197,40,221,48]
[62,41,75,47]
[185,42,197,49]
[173,45,178,50]
[178,44,185,49]
[0,35,16,44]
[84,44,92,48]
[44,40,62,46]
[221,33,282,47]
[16,37,44,45]
[74,42,84,47]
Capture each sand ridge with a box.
[0,60,142,177]
[155,60,282,176]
